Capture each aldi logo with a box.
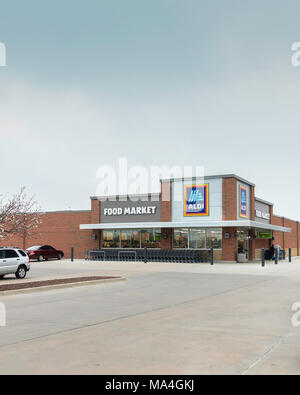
[184,184,209,216]
[240,186,248,218]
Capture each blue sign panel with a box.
[184,184,209,216]
[240,186,248,218]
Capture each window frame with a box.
[173,228,222,250]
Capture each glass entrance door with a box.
[237,229,249,259]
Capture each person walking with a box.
[270,244,275,260]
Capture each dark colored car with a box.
[26,245,64,261]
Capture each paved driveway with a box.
[0,260,300,374]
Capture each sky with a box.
[1,0,300,218]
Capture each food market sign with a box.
[104,206,157,216]
[100,199,161,223]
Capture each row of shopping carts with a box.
[86,248,212,263]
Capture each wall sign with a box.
[239,186,248,218]
[255,209,270,220]
[257,230,272,239]
[104,206,157,216]
[255,199,271,224]
[101,199,161,223]
[184,184,209,216]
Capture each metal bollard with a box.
[261,248,265,267]
[275,248,278,265]
[143,247,148,264]
[289,248,292,263]
[210,248,214,265]
[71,247,74,262]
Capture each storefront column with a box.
[248,237,256,261]
[222,228,237,261]
[160,228,172,249]
[90,230,100,250]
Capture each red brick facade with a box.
[222,178,237,221]
[272,215,300,256]
[222,227,237,261]
[160,228,173,249]
[160,181,172,222]
[1,210,95,259]
[159,181,172,248]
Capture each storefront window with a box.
[173,228,189,248]
[173,228,222,249]
[121,230,140,248]
[206,228,222,249]
[102,229,161,248]
[102,230,120,248]
[141,229,161,248]
[189,229,206,249]
[132,231,141,248]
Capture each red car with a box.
[26,245,64,261]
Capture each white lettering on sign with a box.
[255,209,270,220]
[104,206,157,216]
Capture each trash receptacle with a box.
[237,253,248,263]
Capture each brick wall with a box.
[160,181,172,222]
[254,238,269,260]
[160,228,172,249]
[1,211,95,259]
[222,227,237,261]
[91,198,100,223]
[222,178,237,220]
[250,186,255,220]
[272,215,300,256]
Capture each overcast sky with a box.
[1,0,300,219]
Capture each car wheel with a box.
[38,255,44,262]
[15,266,27,279]
[58,253,62,260]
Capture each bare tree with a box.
[0,188,42,248]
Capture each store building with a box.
[4,174,300,261]
[80,174,293,261]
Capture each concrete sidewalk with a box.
[3,257,299,281]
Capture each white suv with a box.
[0,248,30,279]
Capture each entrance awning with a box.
[80,220,290,233]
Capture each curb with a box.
[0,277,126,297]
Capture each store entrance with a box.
[236,229,249,260]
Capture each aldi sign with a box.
[239,186,248,218]
[184,184,209,216]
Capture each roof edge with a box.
[160,174,255,187]
[255,197,274,206]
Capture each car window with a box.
[40,246,48,250]
[18,250,27,257]
[5,250,19,258]
[27,246,40,250]
[0,251,5,259]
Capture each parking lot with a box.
[0,259,300,374]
